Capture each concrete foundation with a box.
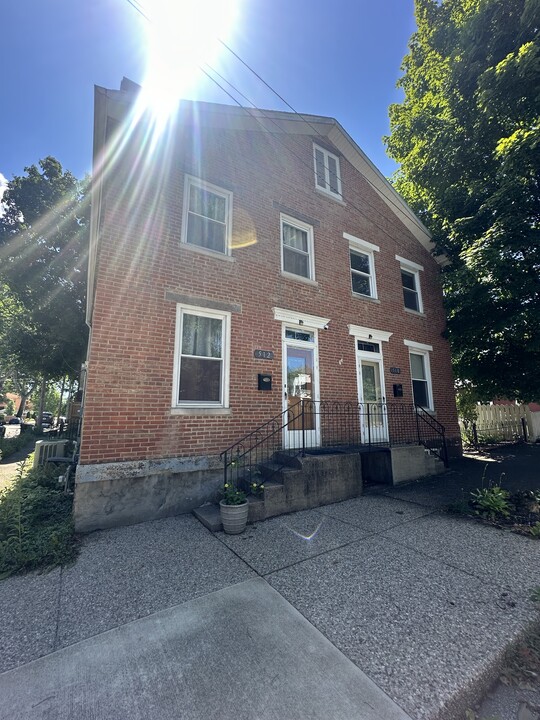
[74,455,222,532]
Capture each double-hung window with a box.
[396,256,424,313]
[182,176,232,255]
[281,214,315,281]
[404,340,433,410]
[313,144,342,199]
[345,233,379,299]
[173,305,230,407]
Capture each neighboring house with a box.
[75,78,460,531]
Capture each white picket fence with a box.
[460,403,540,444]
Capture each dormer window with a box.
[313,144,342,199]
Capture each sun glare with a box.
[137,0,240,124]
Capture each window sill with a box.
[180,243,236,262]
[280,271,318,287]
[171,407,232,416]
[352,293,381,304]
[404,307,426,317]
[314,187,346,206]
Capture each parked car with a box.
[40,412,54,428]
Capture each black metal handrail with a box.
[220,400,448,487]
[415,406,449,467]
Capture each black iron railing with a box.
[220,400,448,488]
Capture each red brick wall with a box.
[80,118,459,465]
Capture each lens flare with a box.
[137,0,241,126]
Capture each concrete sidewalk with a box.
[1,449,540,719]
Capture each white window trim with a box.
[313,143,342,199]
[346,233,380,300]
[172,304,231,409]
[280,213,316,282]
[181,175,233,256]
[404,340,433,411]
[396,255,424,313]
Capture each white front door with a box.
[283,327,320,449]
[356,348,388,443]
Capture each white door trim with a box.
[282,323,321,449]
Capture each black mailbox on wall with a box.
[393,383,403,398]
[258,373,272,391]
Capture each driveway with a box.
[1,445,539,719]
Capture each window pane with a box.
[352,273,371,296]
[357,341,379,353]
[327,155,339,194]
[285,329,314,342]
[283,247,310,278]
[350,250,370,274]
[182,314,222,358]
[412,379,429,408]
[315,149,326,187]
[401,269,416,291]
[403,287,419,311]
[186,214,226,253]
[283,223,308,252]
[189,185,226,222]
[410,353,426,380]
[179,357,221,402]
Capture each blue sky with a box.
[0,0,416,188]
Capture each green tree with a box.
[385,0,540,401]
[0,158,89,421]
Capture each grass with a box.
[0,458,77,578]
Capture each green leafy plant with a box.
[470,486,511,520]
[249,481,265,497]
[529,523,540,539]
[221,483,247,506]
[0,459,77,578]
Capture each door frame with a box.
[282,324,321,449]
[350,326,391,444]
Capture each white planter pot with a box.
[219,500,249,534]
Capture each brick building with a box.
[75,79,460,531]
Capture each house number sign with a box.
[389,367,401,374]
[254,350,274,360]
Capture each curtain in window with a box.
[182,314,222,358]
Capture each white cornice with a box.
[273,307,330,330]
[348,325,392,342]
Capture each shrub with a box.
[0,460,77,578]
[470,486,511,521]
[0,433,34,461]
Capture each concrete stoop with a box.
[193,451,363,532]
[390,444,445,484]
[193,445,446,532]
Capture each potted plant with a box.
[219,483,249,534]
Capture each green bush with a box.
[0,461,77,578]
[0,433,34,461]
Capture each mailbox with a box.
[393,383,403,398]
[258,373,272,391]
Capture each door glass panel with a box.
[287,346,315,430]
[362,363,380,402]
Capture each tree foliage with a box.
[0,157,89,384]
[385,0,540,401]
